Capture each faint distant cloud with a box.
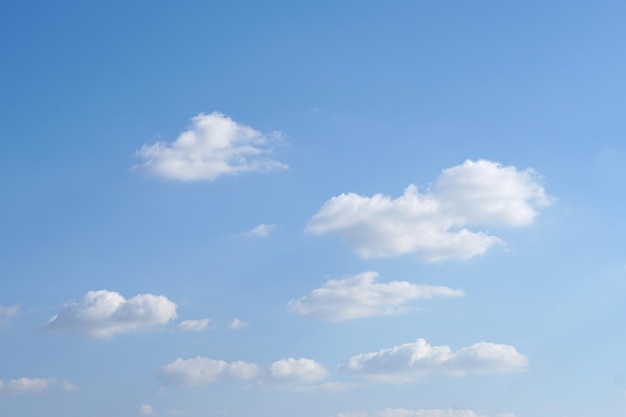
[167,410,186,416]
[337,409,511,417]
[46,290,177,338]
[138,404,157,416]
[176,318,214,332]
[0,305,18,327]
[307,159,552,262]
[241,223,276,238]
[294,381,356,392]
[229,318,248,329]
[288,271,463,321]
[341,338,528,383]
[0,377,77,395]
[158,356,327,388]
[133,112,287,181]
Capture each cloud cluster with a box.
[176,318,214,332]
[158,356,327,387]
[338,410,515,417]
[134,112,287,181]
[288,272,463,321]
[307,160,551,261]
[0,378,77,395]
[46,290,178,338]
[341,338,528,383]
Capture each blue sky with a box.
[1,1,626,416]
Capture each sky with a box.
[1,1,626,417]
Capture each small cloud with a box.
[288,271,463,321]
[133,112,287,181]
[168,410,185,416]
[229,318,248,329]
[294,381,356,392]
[176,318,214,332]
[241,224,276,238]
[341,338,528,383]
[45,290,177,339]
[338,409,498,417]
[0,305,18,328]
[0,378,77,395]
[138,404,157,416]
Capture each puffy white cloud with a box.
[307,160,551,262]
[158,356,327,387]
[138,404,157,416]
[288,271,463,321]
[341,338,528,383]
[337,409,498,417]
[266,358,327,383]
[176,318,214,332]
[134,112,287,181]
[158,357,260,386]
[241,223,277,238]
[229,318,248,329]
[0,378,77,395]
[46,290,177,338]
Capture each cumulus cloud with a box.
[241,223,276,238]
[341,338,528,383]
[229,318,248,329]
[288,271,463,321]
[138,404,157,416]
[134,112,287,181]
[176,318,214,332]
[0,378,77,395]
[307,159,551,262]
[337,409,512,417]
[158,356,327,387]
[46,290,177,338]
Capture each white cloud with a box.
[241,223,276,238]
[294,381,356,392]
[138,404,157,416]
[158,356,327,387]
[229,318,248,329]
[0,378,77,395]
[176,318,214,332]
[341,338,528,383]
[288,271,463,321]
[46,290,177,338]
[307,159,551,262]
[134,112,287,181]
[337,409,501,417]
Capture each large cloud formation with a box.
[307,160,551,261]
[158,356,327,387]
[134,112,287,181]
[288,272,463,321]
[338,410,516,417]
[341,338,528,383]
[46,290,177,338]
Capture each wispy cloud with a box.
[288,272,463,321]
[134,112,287,181]
[241,224,276,238]
[0,378,77,395]
[307,160,551,262]
[176,318,214,332]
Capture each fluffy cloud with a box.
[338,410,515,417]
[288,271,463,321]
[241,223,276,238]
[46,290,177,338]
[134,112,287,181]
[176,318,213,332]
[138,404,157,416]
[229,318,248,329]
[158,356,327,387]
[341,338,528,383]
[307,160,551,262]
[0,378,77,395]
